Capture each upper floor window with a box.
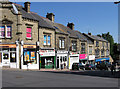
[81,43,86,54]
[101,49,104,56]
[0,26,5,38]
[72,41,77,51]
[102,42,104,47]
[44,34,51,46]
[26,27,32,39]
[96,41,99,47]
[59,39,65,49]
[106,42,108,48]
[95,48,100,57]
[89,46,92,54]
[0,26,12,38]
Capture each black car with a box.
[84,64,92,70]
[72,63,79,70]
[96,62,108,70]
[79,63,85,70]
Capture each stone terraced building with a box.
[0,1,111,69]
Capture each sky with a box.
[15,2,118,43]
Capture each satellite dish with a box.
[12,4,18,14]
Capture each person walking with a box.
[111,63,115,75]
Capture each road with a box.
[2,69,119,87]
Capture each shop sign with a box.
[79,54,87,59]
[57,50,68,54]
[23,45,36,48]
[89,55,95,60]
[70,52,79,55]
[95,57,110,62]
[0,44,16,48]
[40,49,55,56]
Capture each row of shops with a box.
[0,43,110,69]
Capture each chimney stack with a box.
[67,22,74,30]
[24,2,31,13]
[88,33,92,35]
[46,13,55,22]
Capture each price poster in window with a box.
[30,51,35,61]
[24,51,30,62]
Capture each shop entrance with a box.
[57,56,67,69]
[2,52,10,67]
[41,57,54,69]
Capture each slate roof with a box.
[83,33,108,42]
[15,4,55,29]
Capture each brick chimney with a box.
[24,2,31,13]
[67,22,74,30]
[46,13,55,22]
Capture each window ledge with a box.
[26,38,33,40]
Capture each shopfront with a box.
[79,54,88,65]
[0,44,18,68]
[88,55,95,64]
[69,52,79,69]
[40,49,56,69]
[57,50,68,69]
[95,57,110,63]
[22,45,39,69]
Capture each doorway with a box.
[2,52,10,66]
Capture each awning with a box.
[95,58,110,62]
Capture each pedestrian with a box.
[111,63,115,75]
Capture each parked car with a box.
[84,64,92,70]
[90,64,96,70]
[72,63,79,70]
[96,62,108,70]
[79,63,85,70]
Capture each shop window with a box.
[0,26,5,38]
[24,50,37,65]
[72,41,77,51]
[10,52,16,62]
[3,53,9,60]
[43,34,51,46]
[10,48,16,51]
[59,39,65,49]
[26,27,32,39]
[65,56,67,61]
[81,43,85,54]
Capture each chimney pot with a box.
[88,33,92,35]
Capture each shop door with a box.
[2,52,10,66]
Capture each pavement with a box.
[1,68,120,88]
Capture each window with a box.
[81,43,85,54]
[102,42,104,47]
[24,50,37,65]
[0,26,5,38]
[89,46,92,54]
[101,49,104,56]
[95,49,100,57]
[0,26,12,38]
[48,35,51,45]
[6,26,12,38]
[26,27,32,39]
[44,35,51,46]
[106,50,109,56]
[10,52,16,62]
[96,41,99,47]
[72,41,77,51]
[106,43,108,48]
[44,35,47,45]
[59,39,65,49]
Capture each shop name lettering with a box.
[40,50,55,53]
